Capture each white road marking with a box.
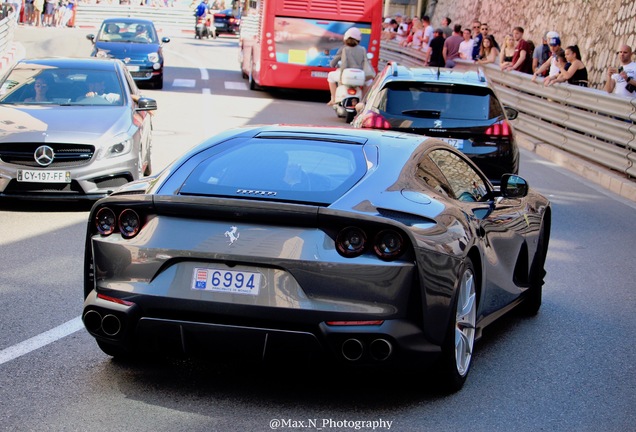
[172,78,197,88]
[0,316,84,366]
[224,81,248,90]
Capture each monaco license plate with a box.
[439,138,463,150]
[192,267,261,295]
[126,65,140,72]
[311,71,328,78]
[17,170,70,183]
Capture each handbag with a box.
[363,58,376,80]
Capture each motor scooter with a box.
[195,17,215,39]
[333,68,365,123]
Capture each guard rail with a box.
[74,3,194,30]
[379,40,636,179]
[0,8,17,61]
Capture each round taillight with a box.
[118,209,141,239]
[95,207,116,236]
[373,230,405,261]
[336,227,367,258]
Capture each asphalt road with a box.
[0,25,635,432]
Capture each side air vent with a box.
[377,208,435,227]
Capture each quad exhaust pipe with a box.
[82,310,122,337]
[341,338,393,362]
[341,338,364,361]
[369,338,393,361]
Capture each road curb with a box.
[517,134,636,203]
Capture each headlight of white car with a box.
[148,52,160,63]
[96,50,110,58]
[96,137,133,160]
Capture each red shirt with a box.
[512,39,533,74]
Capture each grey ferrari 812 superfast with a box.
[82,125,551,392]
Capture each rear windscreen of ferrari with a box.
[179,139,368,204]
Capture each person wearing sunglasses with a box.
[24,77,51,103]
[604,45,636,96]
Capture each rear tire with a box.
[437,259,477,393]
[345,111,355,123]
[153,75,163,90]
[249,65,260,91]
[519,221,549,316]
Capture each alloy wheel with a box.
[455,267,476,377]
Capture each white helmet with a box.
[344,27,362,42]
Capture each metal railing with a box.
[0,9,17,61]
[380,40,636,179]
[74,3,195,29]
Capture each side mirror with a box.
[86,34,95,42]
[501,174,528,198]
[504,106,518,120]
[136,97,157,111]
[161,37,171,44]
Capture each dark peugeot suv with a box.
[352,62,519,183]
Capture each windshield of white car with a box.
[0,68,125,106]
[96,22,159,43]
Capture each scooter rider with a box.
[195,0,209,27]
[327,27,370,106]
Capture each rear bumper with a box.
[83,290,442,365]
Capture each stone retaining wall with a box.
[422,0,636,90]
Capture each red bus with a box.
[238,0,383,91]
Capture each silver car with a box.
[0,58,156,200]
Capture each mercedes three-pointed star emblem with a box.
[34,145,55,167]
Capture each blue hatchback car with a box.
[352,62,520,183]
[87,18,170,89]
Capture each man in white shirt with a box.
[458,28,474,60]
[604,45,636,97]
[532,32,562,82]
[421,15,434,51]
[84,77,121,104]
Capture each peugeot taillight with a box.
[484,120,512,137]
[360,113,391,129]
